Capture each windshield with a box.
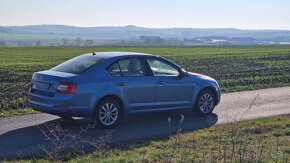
[51,55,103,74]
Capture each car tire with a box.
[94,98,122,129]
[194,90,216,116]
[60,116,74,121]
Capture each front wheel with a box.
[194,90,216,116]
[94,98,122,129]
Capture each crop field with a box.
[0,46,290,116]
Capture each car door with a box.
[107,57,155,110]
[146,57,193,108]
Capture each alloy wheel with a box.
[99,102,119,126]
[199,93,214,114]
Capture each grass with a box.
[0,108,38,118]
[5,115,290,162]
[1,46,290,116]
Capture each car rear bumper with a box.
[28,92,93,118]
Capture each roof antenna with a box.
[92,52,96,55]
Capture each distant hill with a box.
[1,25,290,46]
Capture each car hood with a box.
[187,72,216,82]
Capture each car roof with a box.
[85,52,154,59]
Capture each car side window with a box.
[108,63,121,76]
[107,58,146,77]
[118,58,145,76]
[147,58,179,76]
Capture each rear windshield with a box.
[51,55,103,74]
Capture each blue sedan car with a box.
[29,52,221,128]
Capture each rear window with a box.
[51,55,103,74]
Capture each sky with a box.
[0,0,290,30]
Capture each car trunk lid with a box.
[31,70,78,97]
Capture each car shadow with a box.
[0,110,218,160]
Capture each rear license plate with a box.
[34,82,50,90]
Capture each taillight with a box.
[57,82,77,94]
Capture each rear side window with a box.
[108,63,121,76]
[107,58,146,77]
[51,55,103,74]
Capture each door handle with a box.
[117,82,125,86]
[156,81,164,85]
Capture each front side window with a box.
[51,55,102,74]
[108,58,145,77]
[147,58,179,76]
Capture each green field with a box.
[1,46,290,116]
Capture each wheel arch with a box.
[93,94,125,117]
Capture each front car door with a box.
[145,57,193,109]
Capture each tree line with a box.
[0,37,95,47]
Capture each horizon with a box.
[2,24,290,31]
[0,0,290,30]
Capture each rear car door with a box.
[146,57,193,108]
[107,57,155,110]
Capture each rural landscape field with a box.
[1,0,290,162]
[1,46,290,117]
[1,46,290,162]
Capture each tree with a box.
[0,39,7,47]
[75,37,82,46]
[17,42,29,47]
[62,38,69,46]
[84,39,94,46]
[35,40,41,46]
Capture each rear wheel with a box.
[94,98,122,129]
[194,90,215,116]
